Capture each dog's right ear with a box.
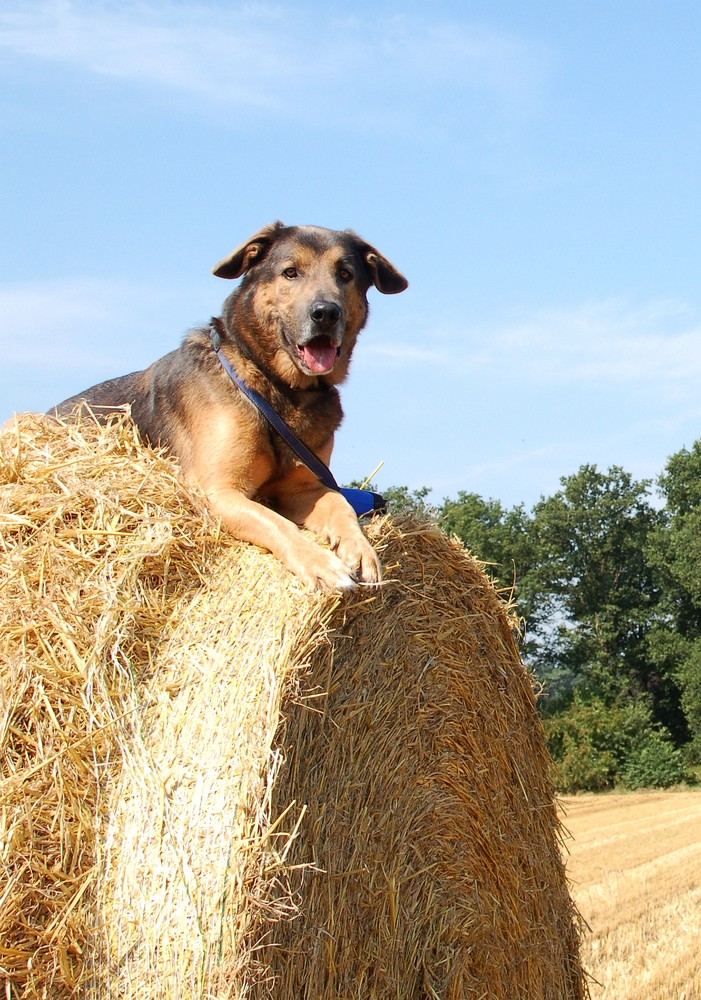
[212,222,284,279]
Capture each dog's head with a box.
[213,223,407,386]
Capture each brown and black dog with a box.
[53,223,408,590]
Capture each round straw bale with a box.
[1,413,587,999]
[0,412,220,998]
[255,521,587,999]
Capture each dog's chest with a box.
[268,387,342,462]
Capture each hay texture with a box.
[1,412,587,999]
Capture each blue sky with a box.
[2,1,701,509]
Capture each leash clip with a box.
[209,324,222,352]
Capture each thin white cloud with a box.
[366,298,701,387]
[434,445,560,495]
[362,343,451,365]
[0,278,170,369]
[6,274,699,392]
[0,279,115,365]
[493,299,701,383]
[0,1,550,125]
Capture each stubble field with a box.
[561,789,701,1000]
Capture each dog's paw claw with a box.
[336,541,382,586]
[293,550,357,592]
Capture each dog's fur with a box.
[52,223,407,590]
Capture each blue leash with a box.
[210,326,386,518]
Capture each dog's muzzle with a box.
[294,299,344,375]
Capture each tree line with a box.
[375,441,701,792]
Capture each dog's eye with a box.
[338,267,354,283]
[282,266,298,279]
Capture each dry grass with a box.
[0,411,222,997]
[2,411,586,999]
[258,525,587,999]
[562,789,701,1000]
[91,549,338,999]
[0,411,334,998]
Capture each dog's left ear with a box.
[358,241,408,295]
[212,221,284,279]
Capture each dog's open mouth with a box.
[296,336,341,376]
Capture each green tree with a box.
[545,694,694,792]
[647,442,701,752]
[440,493,529,581]
[531,465,663,707]
[382,484,437,518]
[440,492,538,613]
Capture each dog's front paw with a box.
[289,542,358,592]
[335,532,382,585]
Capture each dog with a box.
[52,223,408,590]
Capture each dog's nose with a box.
[310,300,342,330]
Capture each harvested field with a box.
[562,789,701,1000]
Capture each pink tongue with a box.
[300,337,338,374]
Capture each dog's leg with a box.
[206,487,359,591]
[276,484,382,585]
